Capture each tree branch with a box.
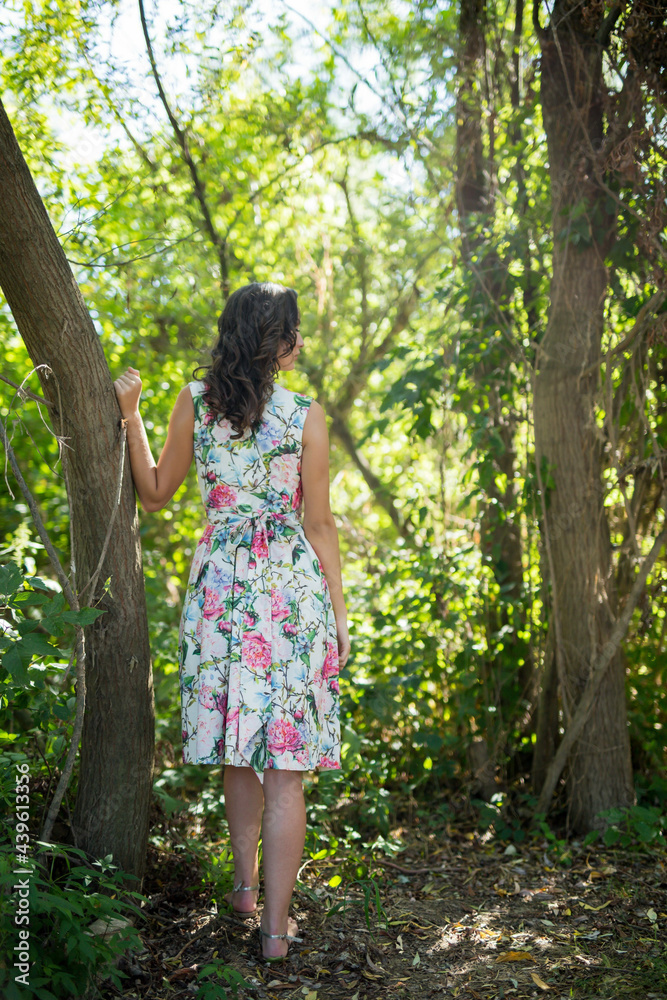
[596,2,623,47]
[78,421,128,603]
[328,409,411,538]
[580,290,666,378]
[0,414,85,845]
[138,0,229,297]
[532,0,548,42]
[0,373,54,408]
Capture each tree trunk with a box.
[532,2,634,829]
[0,98,154,881]
[456,0,532,734]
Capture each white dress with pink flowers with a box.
[178,379,341,780]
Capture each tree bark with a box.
[0,97,154,881]
[532,1,634,830]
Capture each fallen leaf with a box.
[412,952,421,966]
[647,908,658,923]
[582,900,612,911]
[87,916,133,939]
[366,951,385,976]
[395,934,404,953]
[531,971,550,990]
[496,951,533,963]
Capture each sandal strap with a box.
[259,927,303,943]
[233,881,260,893]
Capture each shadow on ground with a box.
[97,824,667,1000]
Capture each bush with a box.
[0,831,146,999]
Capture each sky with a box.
[40,0,385,171]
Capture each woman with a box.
[113,282,350,961]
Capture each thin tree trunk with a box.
[532,2,634,830]
[456,0,531,738]
[0,97,154,881]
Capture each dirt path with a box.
[100,831,666,1000]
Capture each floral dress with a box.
[178,379,341,780]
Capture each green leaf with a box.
[2,645,29,684]
[61,607,106,625]
[0,563,23,599]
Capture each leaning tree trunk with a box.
[532,1,634,829]
[0,98,154,880]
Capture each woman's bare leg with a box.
[260,769,306,958]
[223,765,264,913]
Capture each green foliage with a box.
[583,805,667,851]
[194,963,249,1000]
[0,753,146,998]
[0,564,105,764]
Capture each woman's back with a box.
[190,379,311,522]
[179,379,341,775]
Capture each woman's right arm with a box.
[113,367,194,512]
[301,400,350,667]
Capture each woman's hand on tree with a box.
[113,367,142,418]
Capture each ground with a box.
[95,810,667,1000]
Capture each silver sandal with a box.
[259,924,303,962]
[227,880,260,919]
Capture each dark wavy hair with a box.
[193,282,300,439]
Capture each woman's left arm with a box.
[113,367,194,513]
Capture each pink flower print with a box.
[322,642,339,681]
[206,471,217,482]
[200,683,215,709]
[243,611,256,627]
[318,756,339,769]
[215,421,233,443]
[267,719,303,754]
[293,709,304,721]
[268,453,300,491]
[329,678,339,694]
[251,528,269,559]
[203,586,226,620]
[294,747,309,766]
[217,619,232,634]
[271,589,291,622]
[283,622,298,636]
[203,411,216,425]
[292,479,303,511]
[242,631,272,675]
[208,482,238,509]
